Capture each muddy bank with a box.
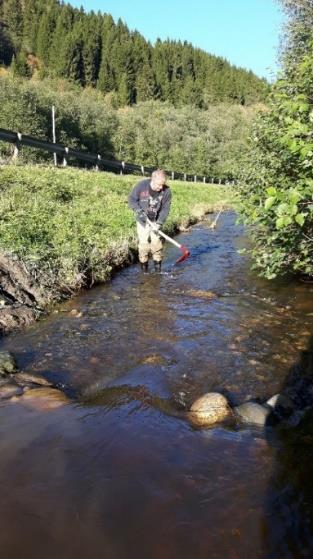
[0,253,47,333]
[0,246,133,334]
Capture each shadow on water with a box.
[264,336,313,558]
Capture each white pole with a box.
[52,105,57,166]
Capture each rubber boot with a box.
[140,261,148,273]
[153,261,162,273]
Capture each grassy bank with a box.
[0,164,234,299]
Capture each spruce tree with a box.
[97,14,116,93]
[3,0,23,50]
[48,5,75,76]
[82,14,101,87]
[0,19,14,64]
[22,0,41,53]
[36,1,59,66]
[135,63,155,102]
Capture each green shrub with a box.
[238,2,313,279]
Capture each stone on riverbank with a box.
[0,351,18,376]
[234,402,270,426]
[266,393,294,413]
[189,392,231,426]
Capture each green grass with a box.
[0,164,234,295]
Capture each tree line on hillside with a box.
[0,75,256,178]
[239,0,313,279]
[0,0,268,107]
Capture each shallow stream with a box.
[0,213,312,558]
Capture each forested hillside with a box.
[0,0,268,107]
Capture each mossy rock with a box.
[0,351,18,376]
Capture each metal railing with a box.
[0,127,236,185]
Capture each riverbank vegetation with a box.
[238,0,313,280]
[0,165,233,327]
[0,73,259,180]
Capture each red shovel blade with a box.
[175,245,190,264]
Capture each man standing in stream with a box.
[128,169,172,273]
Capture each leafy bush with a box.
[0,74,257,178]
[238,2,313,279]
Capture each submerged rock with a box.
[234,402,270,426]
[0,351,18,376]
[141,354,167,366]
[0,382,23,400]
[189,392,231,427]
[14,372,53,387]
[18,387,69,411]
[186,289,217,300]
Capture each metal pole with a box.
[52,105,57,166]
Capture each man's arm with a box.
[128,181,147,224]
[128,182,142,212]
[157,189,172,225]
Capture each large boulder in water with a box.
[189,392,231,426]
[234,402,270,426]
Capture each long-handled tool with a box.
[209,208,223,229]
[146,218,190,264]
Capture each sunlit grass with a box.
[0,164,234,292]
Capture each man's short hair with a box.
[151,169,167,180]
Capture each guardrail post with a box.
[63,147,69,167]
[12,132,22,160]
[120,161,125,175]
[52,106,57,167]
[95,154,101,171]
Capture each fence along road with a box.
[0,127,235,185]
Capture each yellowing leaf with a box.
[264,196,276,210]
[295,213,305,226]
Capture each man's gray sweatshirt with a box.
[128,179,171,224]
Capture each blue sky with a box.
[70,0,284,80]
